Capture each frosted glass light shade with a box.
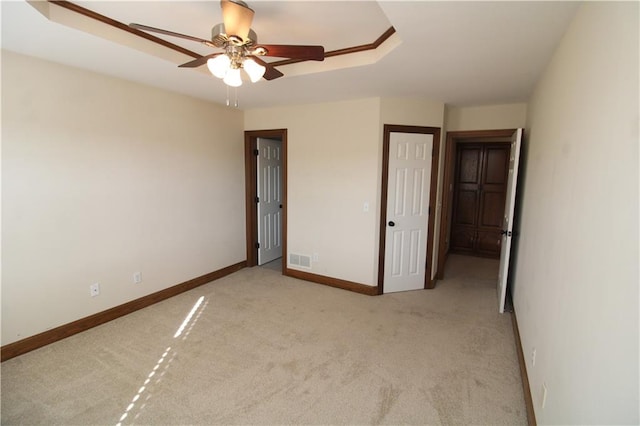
[243,58,266,83]
[207,55,231,79]
[223,68,243,87]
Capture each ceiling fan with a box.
[130,0,325,86]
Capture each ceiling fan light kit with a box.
[206,48,265,86]
[243,58,266,83]
[223,67,243,87]
[207,55,230,78]
[130,0,325,91]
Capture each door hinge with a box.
[255,196,259,203]
[253,149,259,156]
[255,242,260,249]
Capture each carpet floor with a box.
[1,254,526,425]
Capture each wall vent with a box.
[289,253,312,269]
[299,255,311,268]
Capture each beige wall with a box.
[246,98,381,285]
[380,97,444,127]
[246,97,444,285]
[2,51,246,346]
[513,2,639,424]
[445,103,527,132]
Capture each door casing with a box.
[378,124,440,294]
[244,129,287,270]
[436,129,516,279]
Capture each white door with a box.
[257,138,282,265]
[497,128,523,313]
[384,132,434,293]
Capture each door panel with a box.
[257,138,282,265]
[455,190,478,225]
[476,229,501,257]
[411,169,426,215]
[384,132,433,293]
[480,191,506,227]
[484,147,509,183]
[394,168,407,215]
[390,231,404,276]
[459,148,481,183]
[450,227,475,252]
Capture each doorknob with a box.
[388,221,395,227]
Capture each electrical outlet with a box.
[363,201,369,212]
[90,283,100,297]
[532,348,537,367]
[313,253,319,262]
[133,272,142,284]
[541,382,548,409]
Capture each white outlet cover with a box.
[90,283,100,297]
[532,348,536,366]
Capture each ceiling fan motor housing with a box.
[211,23,257,47]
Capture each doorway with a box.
[244,129,287,272]
[436,129,516,280]
[449,142,510,258]
[378,125,440,294]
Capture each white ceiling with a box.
[1,1,580,109]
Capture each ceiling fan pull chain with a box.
[234,87,239,108]
[226,85,230,107]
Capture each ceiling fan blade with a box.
[130,23,215,47]
[179,53,223,68]
[250,56,284,81]
[220,0,254,44]
[254,44,324,61]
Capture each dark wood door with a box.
[450,143,509,258]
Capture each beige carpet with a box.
[1,254,526,425]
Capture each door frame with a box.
[378,124,440,294]
[435,129,516,279]
[244,129,287,271]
